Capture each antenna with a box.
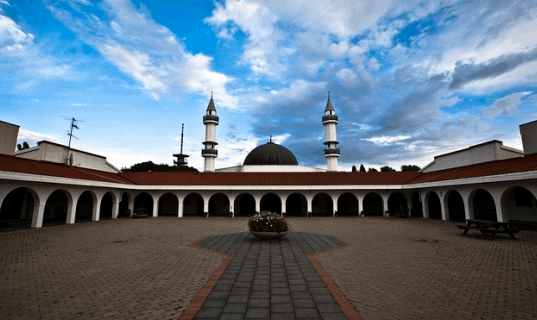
[64,117,84,164]
[180,123,184,154]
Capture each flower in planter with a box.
[248,211,288,233]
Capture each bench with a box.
[480,228,521,240]
[457,225,489,235]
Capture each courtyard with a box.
[0,217,536,320]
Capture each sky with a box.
[1,0,536,172]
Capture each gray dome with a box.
[244,142,299,166]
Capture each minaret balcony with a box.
[323,140,339,146]
[324,148,340,155]
[203,115,219,124]
[202,149,218,157]
[322,115,338,124]
[202,141,219,146]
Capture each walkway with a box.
[189,232,350,320]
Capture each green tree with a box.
[380,166,396,172]
[351,165,357,172]
[122,161,198,172]
[368,167,378,172]
[401,164,421,172]
[359,164,366,172]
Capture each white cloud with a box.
[71,103,88,107]
[18,129,60,142]
[0,14,34,54]
[482,92,531,118]
[47,0,237,107]
[440,96,460,107]
[361,135,411,146]
[367,57,381,71]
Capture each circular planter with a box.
[250,231,288,240]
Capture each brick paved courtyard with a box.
[1,217,536,320]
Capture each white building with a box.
[0,99,536,230]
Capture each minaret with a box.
[202,92,219,172]
[322,92,339,171]
[173,123,189,167]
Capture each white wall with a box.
[216,165,326,172]
[520,120,537,155]
[423,141,523,173]
[15,141,119,173]
[0,121,19,156]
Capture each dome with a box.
[244,142,299,166]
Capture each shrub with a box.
[133,207,148,216]
[248,211,288,233]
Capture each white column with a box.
[422,192,429,218]
[493,194,507,222]
[440,192,448,221]
[332,195,338,217]
[460,190,473,220]
[128,195,134,217]
[357,196,364,215]
[112,197,119,219]
[307,198,312,214]
[32,204,45,229]
[92,197,102,221]
[204,198,209,216]
[255,197,260,213]
[66,201,77,224]
[178,198,183,217]
[152,200,158,217]
[229,195,236,217]
[382,195,389,217]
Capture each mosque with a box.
[0,95,536,230]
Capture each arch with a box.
[0,187,39,230]
[501,186,537,223]
[183,193,204,216]
[286,193,307,216]
[363,192,383,216]
[234,193,255,216]
[44,189,72,226]
[470,188,496,221]
[158,193,178,216]
[337,193,358,216]
[118,193,131,217]
[387,192,407,215]
[410,192,423,217]
[426,191,442,220]
[260,193,282,214]
[445,190,465,221]
[100,192,115,220]
[312,192,333,216]
[209,193,230,216]
[134,192,154,216]
[76,191,97,222]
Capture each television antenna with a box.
[64,117,84,148]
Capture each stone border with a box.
[178,236,234,320]
[308,235,364,320]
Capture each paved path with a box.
[192,232,347,320]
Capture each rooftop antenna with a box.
[270,135,272,143]
[173,123,189,167]
[180,123,185,154]
[64,117,84,166]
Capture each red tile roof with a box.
[1,153,537,187]
[0,154,134,185]
[406,153,537,184]
[118,171,421,186]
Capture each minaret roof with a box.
[324,92,335,112]
[207,92,216,112]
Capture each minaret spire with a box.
[202,92,219,172]
[322,92,339,171]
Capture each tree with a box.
[16,141,30,151]
[122,161,198,172]
[359,164,366,172]
[401,164,421,172]
[380,166,396,172]
[351,165,357,172]
[368,167,378,172]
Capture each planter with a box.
[250,231,288,240]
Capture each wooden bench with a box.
[457,225,489,235]
[480,228,521,240]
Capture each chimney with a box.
[519,120,537,155]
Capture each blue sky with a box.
[1,0,536,171]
